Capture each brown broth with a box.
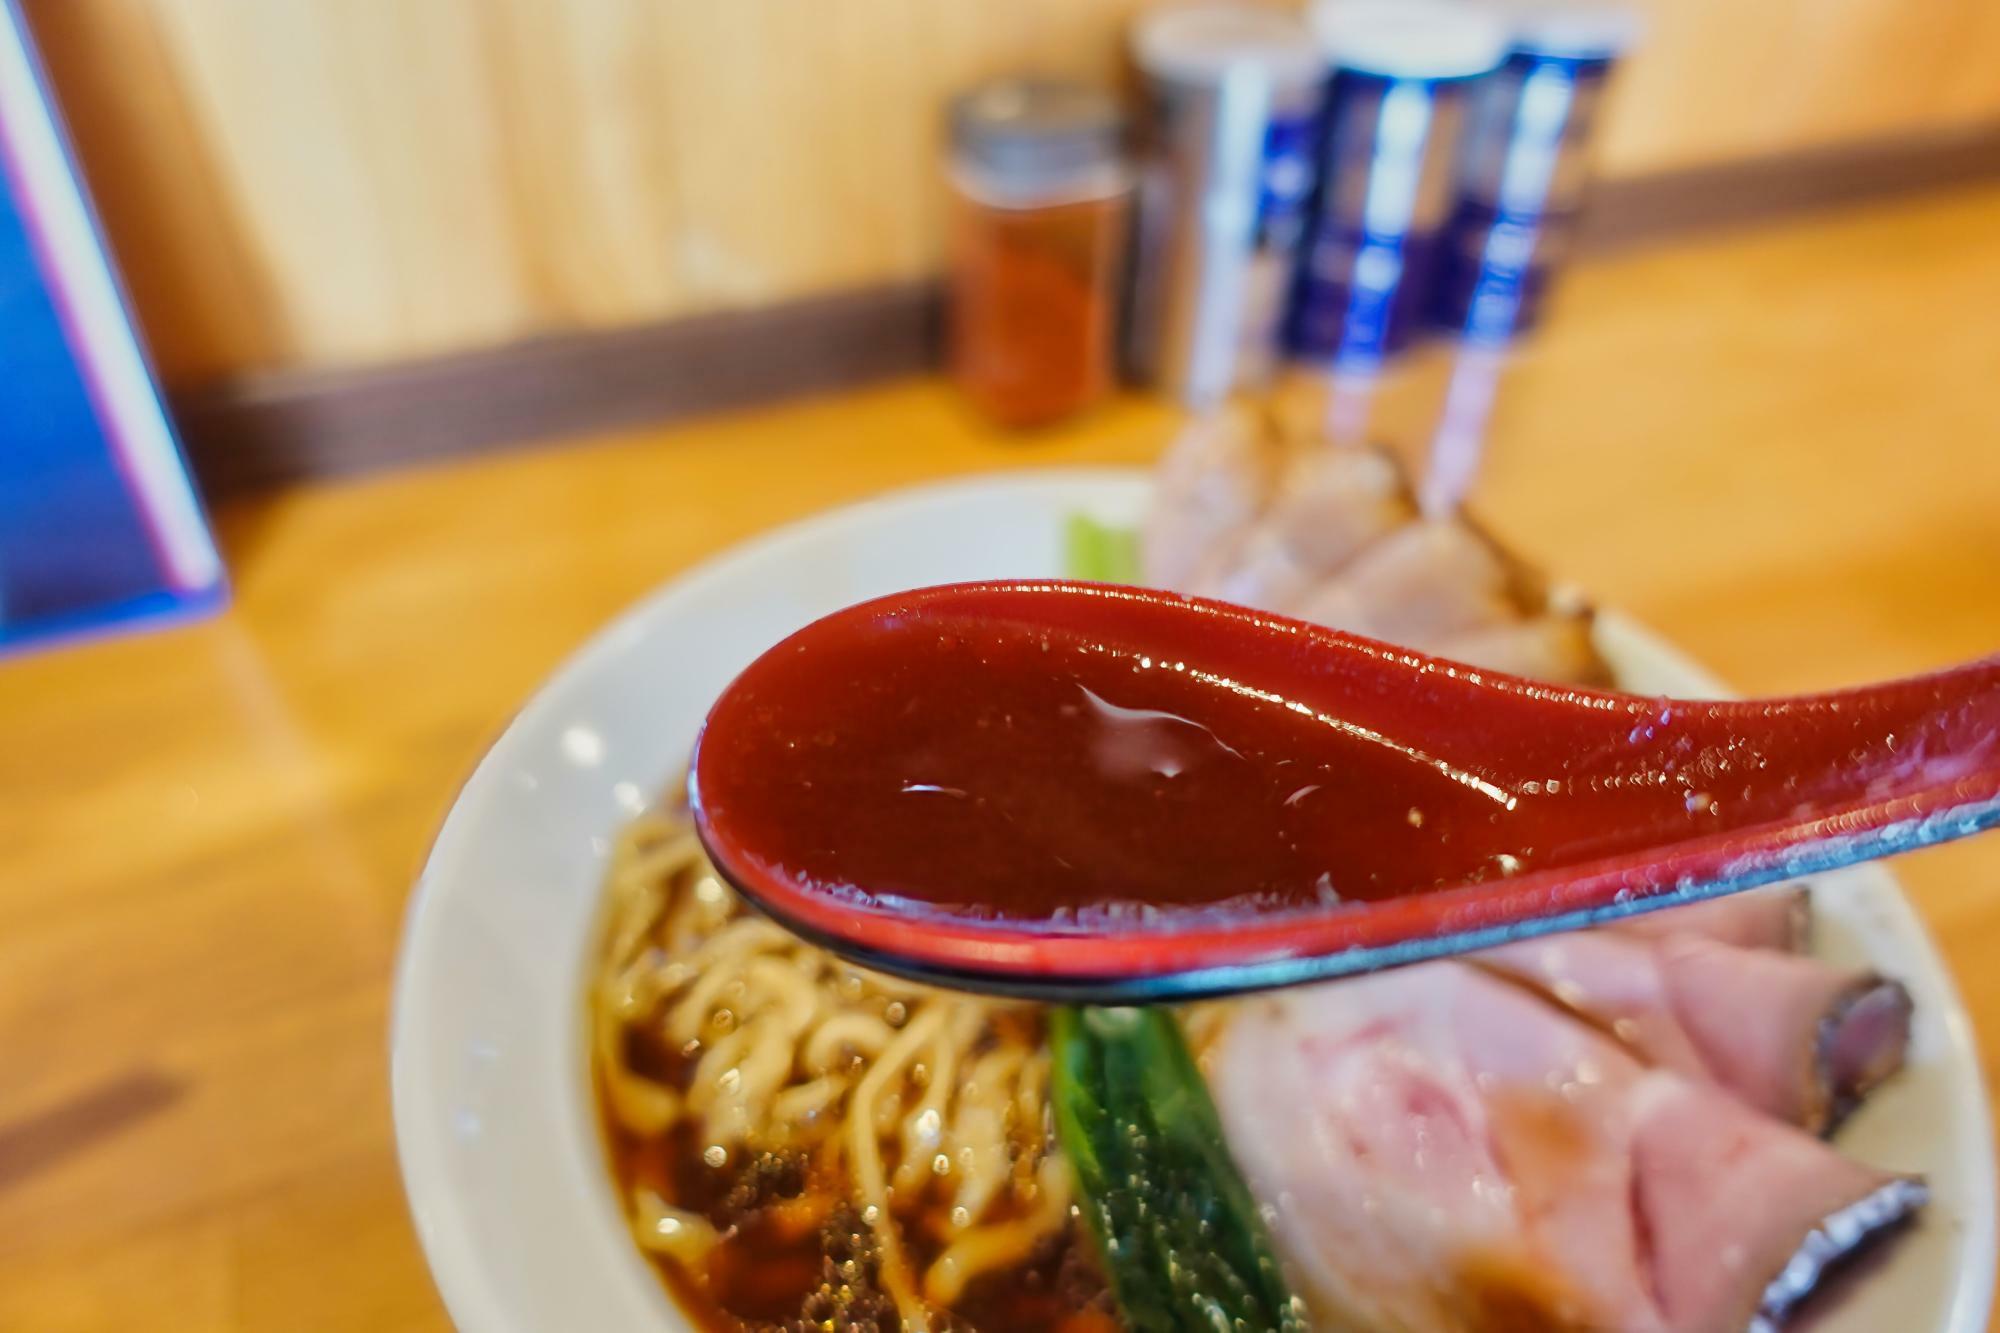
[695,618,1522,922]
[595,1016,1113,1331]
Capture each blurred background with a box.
[30,0,2000,385]
[3,0,2000,1328]
[7,0,1999,580]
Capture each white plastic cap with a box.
[1132,4,1326,88]
[1490,0,1644,59]
[1308,0,1511,80]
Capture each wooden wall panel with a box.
[22,0,283,382]
[1600,0,2000,169]
[1939,0,2000,124]
[471,1,685,323]
[144,0,538,366]
[21,0,2000,388]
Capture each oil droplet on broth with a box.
[1079,684,1242,783]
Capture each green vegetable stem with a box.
[1051,1006,1307,1333]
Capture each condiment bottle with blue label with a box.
[1284,0,1510,374]
[1429,1,1643,345]
[1127,4,1326,407]
[1419,1,1641,514]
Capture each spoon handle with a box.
[692,576,2000,1002]
[1281,656,2000,992]
[1615,655,2000,886]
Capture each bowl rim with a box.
[390,465,1996,1333]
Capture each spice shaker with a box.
[1284,0,1510,371]
[1127,4,1326,407]
[1429,0,1642,344]
[946,79,1131,429]
[1420,1,1641,514]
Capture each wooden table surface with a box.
[5,183,2000,1331]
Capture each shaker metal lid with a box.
[1132,3,1325,87]
[1309,0,1510,80]
[949,78,1126,187]
[1490,0,1644,59]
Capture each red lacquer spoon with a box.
[689,581,2000,1001]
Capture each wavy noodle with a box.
[804,1010,897,1074]
[632,1188,722,1266]
[851,1007,946,1327]
[590,803,1074,1330]
[923,1157,1074,1306]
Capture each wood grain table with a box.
[4,183,1999,1330]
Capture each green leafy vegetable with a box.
[1051,1007,1307,1333]
[1064,514,1142,586]
[1051,522,1303,1330]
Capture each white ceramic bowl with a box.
[392,468,1995,1333]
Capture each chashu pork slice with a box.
[1192,445,1415,613]
[1207,964,1924,1333]
[1137,417,1610,688]
[1613,885,1812,953]
[1140,404,1281,592]
[1479,929,1911,1134]
[1429,612,1608,687]
[1290,519,1523,649]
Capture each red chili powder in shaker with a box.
[946,80,1131,429]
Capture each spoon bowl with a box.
[690,581,2000,1002]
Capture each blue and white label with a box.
[1285,70,1470,369]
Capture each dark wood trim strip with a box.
[173,281,940,494]
[174,121,2000,495]
[1577,121,2000,253]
